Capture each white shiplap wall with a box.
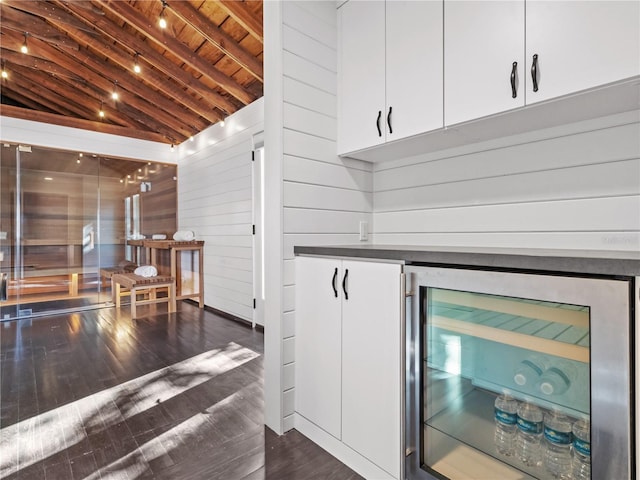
[177,99,264,322]
[281,0,373,431]
[372,111,640,251]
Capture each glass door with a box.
[406,266,632,480]
[0,146,102,319]
[0,144,178,321]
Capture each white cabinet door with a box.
[526,0,640,104]
[445,0,525,126]
[338,0,386,154]
[342,260,402,478]
[295,256,342,439]
[386,1,444,141]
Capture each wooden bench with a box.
[111,273,176,319]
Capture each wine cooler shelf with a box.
[430,289,589,361]
[425,384,588,480]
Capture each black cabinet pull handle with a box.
[387,106,393,134]
[331,268,338,298]
[531,54,539,92]
[510,61,517,98]
[342,269,349,300]
[376,110,382,137]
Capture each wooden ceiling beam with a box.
[1,84,65,114]
[3,0,224,123]
[0,104,169,144]
[10,64,122,125]
[0,47,83,83]
[0,3,83,52]
[1,83,75,117]
[4,69,96,120]
[95,0,256,107]
[7,65,166,138]
[51,0,231,120]
[217,0,263,43]
[1,27,203,140]
[167,0,263,82]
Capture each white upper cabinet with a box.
[339,0,639,160]
[444,1,525,126]
[338,1,444,155]
[526,0,640,104]
[445,0,640,126]
[386,1,444,142]
[338,1,386,154]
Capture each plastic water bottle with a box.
[543,410,573,478]
[538,362,575,396]
[494,393,518,456]
[572,418,591,480]
[513,357,545,387]
[516,402,544,466]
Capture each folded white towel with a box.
[152,234,167,240]
[134,265,158,277]
[173,230,195,241]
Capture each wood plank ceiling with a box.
[0,0,263,145]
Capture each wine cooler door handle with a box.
[510,61,518,98]
[342,268,349,300]
[332,268,338,298]
[387,106,393,134]
[376,110,382,137]
[531,54,539,92]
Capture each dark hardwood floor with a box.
[0,301,363,480]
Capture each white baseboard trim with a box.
[294,413,396,480]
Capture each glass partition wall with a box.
[0,144,176,321]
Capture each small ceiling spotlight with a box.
[20,33,28,54]
[111,80,119,100]
[133,53,141,74]
[99,101,105,118]
[219,118,225,127]
[1,61,7,79]
[170,143,175,152]
[159,0,168,29]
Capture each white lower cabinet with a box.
[295,256,403,479]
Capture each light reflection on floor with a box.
[0,342,260,478]
[84,387,252,480]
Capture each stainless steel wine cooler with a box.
[405,266,634,480]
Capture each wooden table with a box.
[127,239,149,265]
[143,240,204,308]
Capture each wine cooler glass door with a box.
[405,266,632,480]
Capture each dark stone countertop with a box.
[293,244,640,277]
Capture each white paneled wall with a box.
[281,0,373,431]
[372,111,640,251]
[178,100,263,322]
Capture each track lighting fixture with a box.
[20,33,28,54]
[133,53,141,74]
[111,80,119,100]
[159,1,168,29]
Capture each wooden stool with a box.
[111,273,176,319]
